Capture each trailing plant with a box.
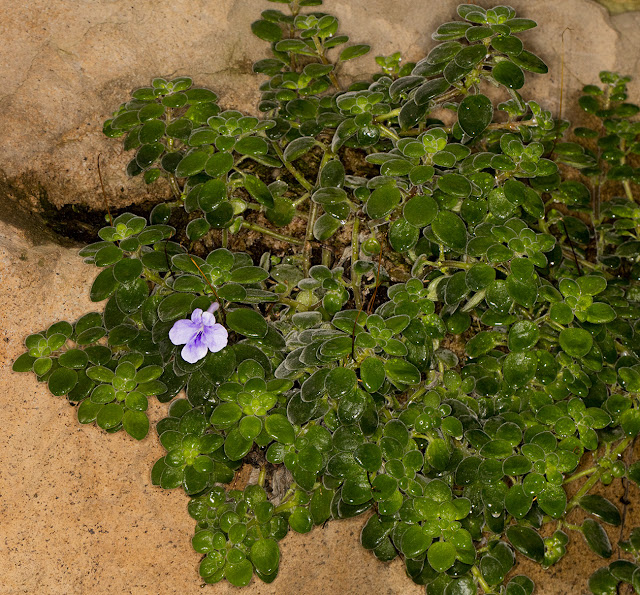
[13,1,640,593]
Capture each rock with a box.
[0,0,638,215]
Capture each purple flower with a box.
[169,302,228,364]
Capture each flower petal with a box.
[201,311,216,327]
[203,324,228,353]
[206,302,220,314]
[181,333,208,363]
[169,319,200,346]
[190,308,204,325]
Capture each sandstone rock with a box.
[0,0,638,216]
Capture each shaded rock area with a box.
[3,0,640,593]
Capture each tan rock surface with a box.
[1,0,639,214]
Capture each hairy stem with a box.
[351,216,362,310]
[303,202,319,275]
[472,565,492,594]
[241,221,304,245]
[273,143,314,192]
[567,437,633,510]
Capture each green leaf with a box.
[415,77,451,105]
[353,443,383,472]
[506,526,544,563]
[251,19,283,43]
[404,195,438,227]
[361,515,390,550]
[580,495,621,526]
[458,94,493,137]
[226,308,268,338]
[325,367,357,400]
[588,568,619,595]
[559,328,593,358]
[537,484,567,519]
[511,50,548,74]
[210,402,243,429]
[205,152,234,178]
[244,174,275,208]
[508,321,539,351]
[265,414,295,444]
[621,409,640,437]
[388,218,419,252]
[360,357,385,393]
[283,136,315,162]
[493,60,525,89]
[503,352,537,388]
[97,402,124,430]
[505,485,533,519]
[229,266,269,284]
[175,151,208,177]
[438,173,472,198]
[225,559,253,587]
[48,368,78,396]
[289,507,313,533]
[250,538,280,575]
[446,576,477,595]
[492,35,523,56]
[90,267,118,302]
[339,44,370,61]
[581,519,612,558]
[123,410,149,440]
[158,293,194,322]
[384,358,421,386]
[427,540,457,572]
[12,352,36,373]
[432,211,467,251]
[313,213,342,241]
[366,186,401,219]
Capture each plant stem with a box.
[312,36,341,90]
[472,565,492,594]
[374,107,401,122]
[222,228,229,249]
[351,216,362,310]
[241,221,304,245]
[321,247,333,268]
[486,119,536,131]
[292,192,311,208]
[257,465,267,487]
[168,176,182,199]
[143,268,171,290]
[422,259,473,271]
[560,249,603,273]
[567,437,633,509]
[378,124,401,142]
[278,296,309,311]
[272,143,314,192]
[563,466,597,484]
[303,202,319,275]
[620,139,635,202]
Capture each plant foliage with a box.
[13,1,640,592]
